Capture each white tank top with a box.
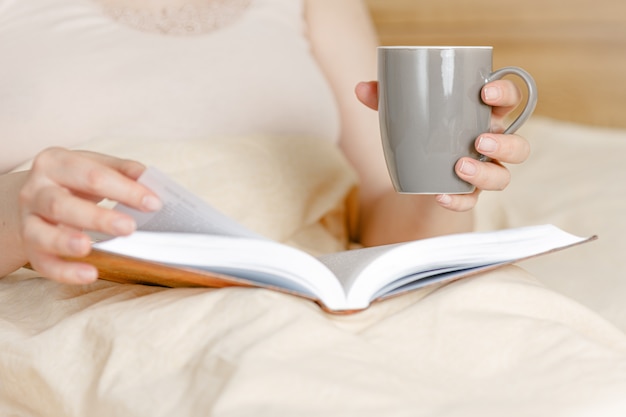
[0,0,340,172]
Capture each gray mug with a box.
[378,46,537,194]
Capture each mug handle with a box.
[487,67,538,134]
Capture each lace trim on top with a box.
[96,0,252,36]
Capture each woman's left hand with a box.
[355,79,530,211]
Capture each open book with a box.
[88,168,596,313]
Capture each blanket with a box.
[1,121,626,416]
[476,117,626,330]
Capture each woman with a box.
[0,0,528,283]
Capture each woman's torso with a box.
[0,0,340,172]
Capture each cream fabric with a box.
[95,0,254,35]
[0,0,340,173]
[475,117,626,331]
[1,266,626,417]
[73,134,359,253]
[2,120,626,416]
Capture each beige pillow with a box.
[75,135,359,255]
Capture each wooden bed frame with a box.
[365,0,626,129]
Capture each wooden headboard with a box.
[365,0,626,129]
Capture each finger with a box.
[28,185,137,236]
[80,150,147,181]
[355,81,378,110]
[455,157,511,192]
[21,212,92,259]
[482,79,522,121]
[435,189,481,212]
[22,214,99,284]
[28,251,98,284]
[30,148,161,212]
[475,133,530,165]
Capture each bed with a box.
[1,1,626,416]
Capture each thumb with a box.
[355,81,379,111]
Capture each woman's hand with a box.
[355,80,530,211]
[17,148,162,284]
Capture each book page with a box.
[317,244,400,293]
[114,167,262,239]
[93,231,349,311]
[93,168,595,313]
[318,225,594,310]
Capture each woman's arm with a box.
[0,171,30,276]
[304,0,473,244]
[304,0,530,245]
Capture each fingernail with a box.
[142,195,163,211]
[477,136,498,153]
[111,217,136,235]
[76,266,98,283]
[483,86,501,102]
[459,160,478,176]
[69,236,90,255]
[436,194,452,206]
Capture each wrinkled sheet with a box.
[2,123,626,416]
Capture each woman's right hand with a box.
[18,148,162,284]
